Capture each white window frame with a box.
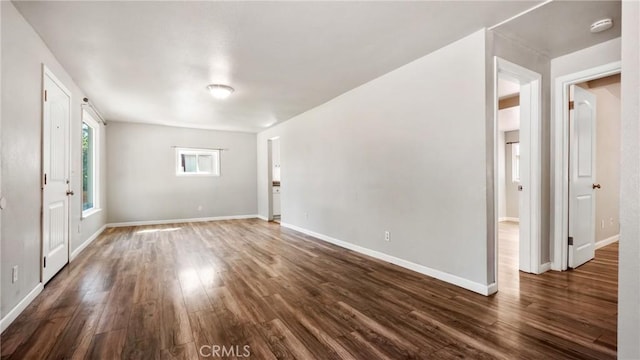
[82,110,101,218]
[175,147,220,176]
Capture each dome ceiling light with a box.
[207,84,234,99]
[590,18,613,33]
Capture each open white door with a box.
[518,83,532,273]
[42,67,72,283]
[568,85,597,268]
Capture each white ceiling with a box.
[14,1,619,133]
[498,78,520,98]
[13,1,542,132]
[492,0,621,58]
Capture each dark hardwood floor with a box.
[1,220,617,359]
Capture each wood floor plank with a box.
[46,290,109,360]
[159,279,193,350]
[6,316,71,360]
[0,220,618,359]
[122,300,162,360]
[160,342,200,360]
[87,329,127,360]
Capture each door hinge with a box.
[44,257,47,268]
[569,101,574,110]
[44,90,47,102]
[568,236,574,246]
[44,173,47,185]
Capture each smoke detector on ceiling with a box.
[590,18,613,33]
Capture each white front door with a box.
[42,67,72,283]
[569,85,597,268]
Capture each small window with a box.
[176,148,220,176]
[82,110,100,216]
[512,143,520,183]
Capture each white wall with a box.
[257,30,491,291]
[504,130,520,219]
[551,38,621,82]
[1,1,107,320]
[618,1,640,357]
[106,122,257,224]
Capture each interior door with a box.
[42,67,72,283]
[518,83,532,273]
[569,85,597,268]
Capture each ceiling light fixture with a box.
[590,18,613,33]
[207,84,234,99]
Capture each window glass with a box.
[82,110,100,215]
[176,148,220,176]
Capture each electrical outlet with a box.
[610,217,614,225]
[385,231,390,242]
[601,220,605,229]
[12,266,18,283]
[197,205,203,211]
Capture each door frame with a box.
[266,136,280,222]
[41,64,73,282]
[551,61,621,271]
[493,57,543,286]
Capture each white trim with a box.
[280,223,494,296]
[486,282,498,295]
[595,234,619,250]
[538,262,552,273]
[107,214,258,228]
[551,61,621,271]
[488,0,553,30]
[81,207,102,220]
[494,57,542,278]
[0,283,43,333]
[257,215,269,221]
[70,224,107,261]
[499,217,520,223]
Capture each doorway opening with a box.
[267,137,281,223]
[552,62,621,271]
[494,57,543,293]
[497,76,523,289]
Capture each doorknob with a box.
[518,185,523,191]
[66,190,75,196]
[592,184,601,189]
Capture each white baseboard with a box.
[538,262,551,273]
[596,234,619,249]
[257,215,269,221]
[70,224,107,261]
[107,214,259,228]
[499,217,520,223]
[1,283,43,333]
[280,222,494,296]
[486,282,498,295]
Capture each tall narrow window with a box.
[512,142,521,183]
[82,110,100,216]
